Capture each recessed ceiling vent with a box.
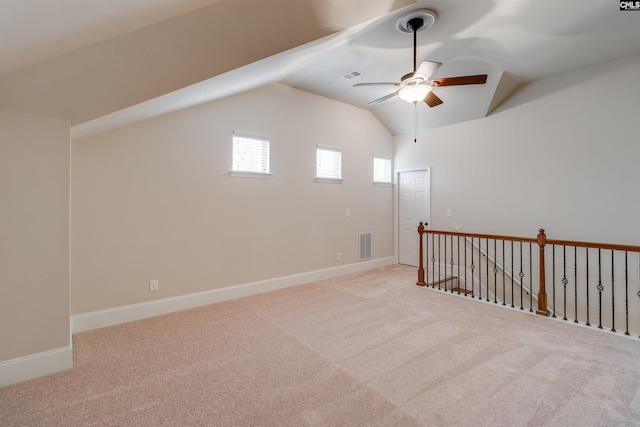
[343,71,362,80]
[395,9,437,34]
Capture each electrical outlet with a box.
[149,279,159,292]
[337,252,341,261]
[345,209,350,217]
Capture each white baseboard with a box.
[0,346,73,387]
[72,257,396,334]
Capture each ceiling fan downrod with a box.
[407,17,424,72]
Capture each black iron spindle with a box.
[479,239,483,300]
[611,250,616,333]
[598,248,603,329]
[574,246,578,323]
[439,234,443,289]
[478,239,482,301]
[502,240,506,306]
[529,243,533,312]
[471,238,475,298]
[552,245,557,318]
[493,239,498,303]
[431,234,440,289]
[486,238,490,302]
[625,251,629,335]
[562,245,568,321]
[586,248,590,326]
[464,236,468,295]
[519,242,524,310]
[443,235,447,291]
[431,233,435,288]
[450,235,454,293]
[511,241,514,308]
[457,236,461,295]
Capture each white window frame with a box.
[315,145,343,183]
[230,132,271,178]
[373,155,392,185]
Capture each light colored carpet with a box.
[2,264,640,426]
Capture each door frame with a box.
[394,167,431,265]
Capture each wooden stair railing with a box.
[417,223,640,337]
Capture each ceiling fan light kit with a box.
[354,8,488,107]
[398,84,431,103]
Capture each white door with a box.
[398,169,430,266]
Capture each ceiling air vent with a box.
[343,71,362,80]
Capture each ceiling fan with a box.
[354,10,488,106]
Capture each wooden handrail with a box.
[425,227,640,253]
[421,228,537,244]
[416,224,640,318]
[545,239,640,253]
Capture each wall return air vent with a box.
[359,232,372,261]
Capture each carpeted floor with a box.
[2,264,640,426]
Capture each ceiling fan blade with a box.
[354,82,400,87]
[416,60,442,79]
[424,91,443,108]
[430,74,488,87]
[368,91,399,105]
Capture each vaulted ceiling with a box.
[2,0,640,138]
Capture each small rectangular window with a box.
[232,132,270,175]
[373,156,392,183]
[316,145,342,181]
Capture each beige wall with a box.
[394,53,640,245]
[0,110,70,362]
[71,83,393,315]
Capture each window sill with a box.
[314,177,343,184]
[229,171,272,179]
[373,181,393,187]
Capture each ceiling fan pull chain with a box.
[414,103,418,143]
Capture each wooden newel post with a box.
[416,222,426,286]
[536,229,549,316]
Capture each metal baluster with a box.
[464,236,468,296]
[511,241,515,308]
[502,240,506,306]
[552,245,557,318]
[611,250,616,333]
[438,234,442,289]
[471,238,475,298]
[471,237,482,299]
[562,245,568,321]
[457,236,460,294]
[443,235,446,291]
[450,235,455,293]
[431,233,435,288]
[493,239,498,303]
[597,248,603,329]
[586,248,590,326]
[486,238,490,302]
[625,251,629,335]
[574,247,578,323]
[529,243,533,313]
[478,239,482,301]
[519,242,524,310]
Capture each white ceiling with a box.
[2,0,640,137]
